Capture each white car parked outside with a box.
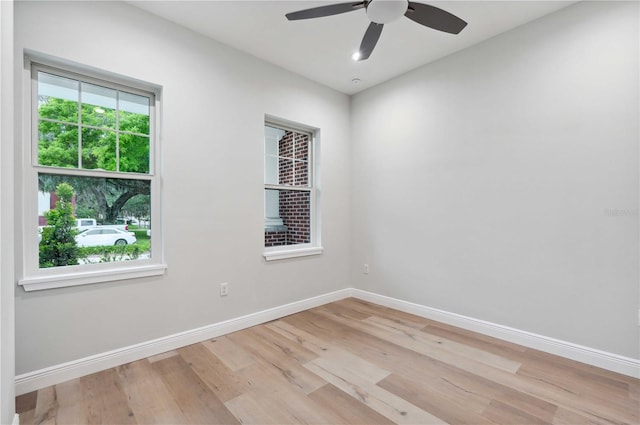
[76,228,137,247]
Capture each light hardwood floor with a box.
[16,298,640,424]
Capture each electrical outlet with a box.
[364,264,370,274]
[220,282,229,297]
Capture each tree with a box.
[122,194,151,221]
[37,96,151,223]
[86,179,150,223]
[39,183,79,268]
[38,97,150,172]
[39,174,150,224]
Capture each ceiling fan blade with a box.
[286,2,365,20]
[358,22,384,61]
[405,2,467,34]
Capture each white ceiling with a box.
[130,0,576,95]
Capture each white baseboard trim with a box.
[15,287,639,395]
[350,289,640,379]
[14,288,352,395]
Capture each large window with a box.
[19,60,165,291]
[264,120,322,260]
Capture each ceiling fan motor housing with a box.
[366,0,409,24]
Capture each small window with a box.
[20,59,166,291]
[264,120,322,260]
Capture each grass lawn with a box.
[130,227,150,252]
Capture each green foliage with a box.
[80,127,117,171]
[38,119,78,168]
[122,195,151,220]
[129,230,150,253]
[75,203,99,220]
[38,97,150,173]
[38,174,151,224]
[39,183,79,268]
[76,229,149,264]
[119,134,150,173]
[78,244,141,263]
[37,95,152,224]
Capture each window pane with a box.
[81,128,117,171]
[295,134,309,160]
[265,155,278,185]
[38,121,79,168]
[279,131,294,159]
[281,190,310,244]
[38,72,79,124]
[279,157,294,185]
[264,189,310,247]
[265,189,280,219]
[81,83,116,129]
[265,125,284,156]
[265,137,278,157]
[119,92,150,135]
[38,173,151,268]
[120,134,150,173]
[294,160,309,186]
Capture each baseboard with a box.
[15,287,639,395]
[14,288,352,395]
[350,289,640,379]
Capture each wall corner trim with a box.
[15,288,639,395]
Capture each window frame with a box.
[19,56,166,291]
[263,118,323,261]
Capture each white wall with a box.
[351,1,639,359]
[14,1,351,374]
[1,0,16,421]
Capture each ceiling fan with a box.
[285,0,467,61]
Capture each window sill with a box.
[264,225,288,233]
[18,263,167,292]
[263,246,324,261]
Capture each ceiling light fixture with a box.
[352,51,361,61]
[366,0,408,24]
[352,78,361,84]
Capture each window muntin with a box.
[264,122,316,251]
[265,125,310,187]
[37,70,150,173]
[21,61,163,290]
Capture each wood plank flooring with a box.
[16,298,640,424]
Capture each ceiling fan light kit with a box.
[286,0,467,61]
[366,0,408,24]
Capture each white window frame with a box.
[18,55,166,291]
[263,117,322,261]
